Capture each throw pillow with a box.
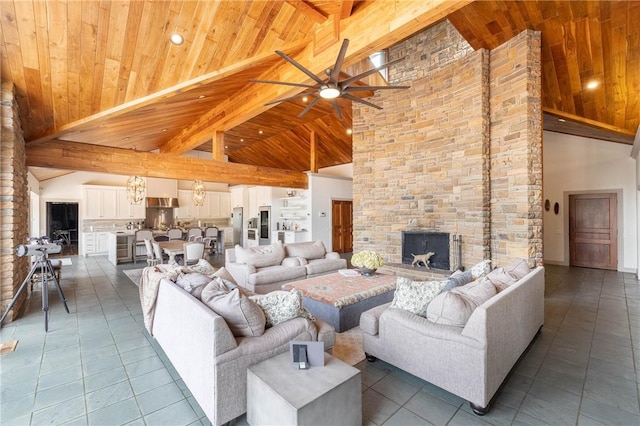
[484,267,516,292]
[212,266,237,285]
[390,277,448,317]
[285,241,326,260]
[470,259,492,280]
[202,286,266,337]
[175,272,213,299]
[235,241,285,268]
[426,277,497,326]
[503,259,531,281]
[184,259,217,276]
[442,270,474,292]
[250,288,314,327]
[200,277,232,301]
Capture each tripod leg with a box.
[40,262,49,332]
[45,259,69,314]
[0,261,40,326]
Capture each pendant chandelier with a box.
[192,180,205,206]
[126,176,146,205]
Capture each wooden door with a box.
[331,201,353,253]
[569,193,618,270]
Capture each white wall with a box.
[543,131,637,272]
[308,173,353,251]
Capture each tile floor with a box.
[1,255,639,425]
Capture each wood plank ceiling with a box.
[1,1,638,186]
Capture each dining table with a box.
[158,240,184,263]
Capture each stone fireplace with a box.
[402,232,450,270]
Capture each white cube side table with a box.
[247,351,361,425]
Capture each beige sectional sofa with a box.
[150,271,336,425]
[360,263,544,415]
[225,240,347,293]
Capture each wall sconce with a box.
[192,180,205,206]
[126,176,146,205]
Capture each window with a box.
[369,51,388,80]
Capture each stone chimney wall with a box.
[1,82,30,321]
[352,21,542,268]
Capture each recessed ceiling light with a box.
[198,95,206,99]
[170,33,184,45]
[302,96,308,102]
[586,80,598,90]
[161,128,168,132]
[240,139,244,142]
[258,130,263,135]
[346,128,353,135]
[558,118,566,122]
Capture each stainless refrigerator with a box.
[232,207,243,245]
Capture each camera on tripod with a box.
[16,236,63,258]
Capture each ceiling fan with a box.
[250,39,410,119]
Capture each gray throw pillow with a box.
[442,270,474,292]
[485,267,516,292]
[203,287,266,337]
[175,272,212,299]
[503,259,531,281]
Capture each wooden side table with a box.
[247,351,361,425]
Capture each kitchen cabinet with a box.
[177,190,196,219]
[284,231,309,243]
[177,190,232,220]
[248,187,272,218]
[83,232,109,256]
[108,232,133,265]
[231,187,245,208]
[84,187,117,219]
[116,189,146,219]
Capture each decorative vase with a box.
[360,267,376,276]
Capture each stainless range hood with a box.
[146,197,179,208]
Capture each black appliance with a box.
[258,206,271,245]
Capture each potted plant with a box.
[351,250,384,276]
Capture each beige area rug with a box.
[124,268,144,287]
[332,327,365,366]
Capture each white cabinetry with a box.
[177,190,196,219]
[248,187,272,217]
[84,187,117,219]
[116,189,145,219]
[231,187,245,208]
[83,232,109,256]
[177,190,231,220]
[284,231,309,243]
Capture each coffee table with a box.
[282,271,397,332]
[247,351,361,425]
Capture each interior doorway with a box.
[331,200,353,254]
[569,193,618,270]
[46,202,79,255]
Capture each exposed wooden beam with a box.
[544,107,636,137]
[26,140,307,188]
[160,0,474,156]
[212,131,224,161]
[285,0,327,24]
[340,1,355,19]
[310,130,317,173]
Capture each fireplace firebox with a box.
[402,232,450,271]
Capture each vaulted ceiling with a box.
[1,1,638,187]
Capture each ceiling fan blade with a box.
[275,50,326,86]
[264,92,314,106]
[329,39,350,84]
[343,85,410,92]
[340,57,407,89]
[341,93,383,110]
[331,100,343,120]
[250,79,316,89]
[297,96,321,118]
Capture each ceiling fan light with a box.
[319,87,340,99]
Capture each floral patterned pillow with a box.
[250,288,315,327]
[390,277,448,317]
[470,259,492,280]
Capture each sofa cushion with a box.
[390,277,448,317]
[212,266,237,285]
[442,270,474,292]
[175,272,212,299]
[202,284,266,337]
[304,258,347,276]
[470,259,492,280]
[426,277,497,326]
[484,267,516,292]
[235,241,285,268]
[285,241,326,260]
[247,265,307,287]
[503,258,531,280]
[250,288,314,327]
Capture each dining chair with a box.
[202,227,218,254]
[167,228,183,240]
[154,234,169,242]
[182,242,205,266]
[187,227,203,241]
[144,238,159,266]
[152,241,168,264]
[133,229,153,263]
